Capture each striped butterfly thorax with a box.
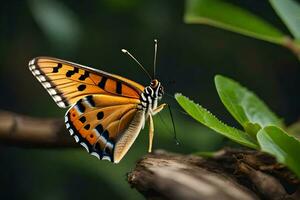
[29,56,165,163]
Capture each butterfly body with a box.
[29,57,165,163]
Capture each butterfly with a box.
[28,41,166,163]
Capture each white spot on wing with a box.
[69,129,74,135]
[74,135,79,142]
[29,65,36,70]
[43,82,51,88]
[48,88,57,95]
[66,123,70,128]
[34,70,41,75]
[53,95,62,102]
[80,142,89,152]
[38,75,46,82]
[106,142,114,150]
[102,156,111,161]
[35,75,41,82]
[65,116,68,122]
[29,59,35,66]
[91,152,100,159]
[58,101,66,108]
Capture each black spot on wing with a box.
[66,67,79,77]
[86,95,95,107]
[95,124,104,134]
[84,124,90,130]
[116,81,122,94]
[94,143,101,151]
[104,146,111,155]
[102,130,109,140]
[79,71,90,81]
[77,84,86,91]
[52,63,62,73]
[79,116,86,123]
[66,71,73,77]
[76,100,86,113]
[98,77,107,89]
[97,112,104,120]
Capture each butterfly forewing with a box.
[29,57,144,108]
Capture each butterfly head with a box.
[150,79,164,99]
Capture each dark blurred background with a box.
[1,0,300,199]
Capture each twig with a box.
[0,110,75,147]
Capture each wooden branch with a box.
[1,110,300,199]
[128,149,300,200]
[0,110,75,147]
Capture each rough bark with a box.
[128,149,300,200]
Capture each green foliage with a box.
[29,0,81,52]
[184,0,300,60]
[175,75,300,178]
[257,126,300,177]
[215,75,284,135]
[270,0,300,39]
[175,94,258,149]
[184,0,285,45]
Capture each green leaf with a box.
[175,93,258,149]
[270,0,300,39]
[215,75,283,135]
[287,121,300,140]
[257,126,300,178]
[184,0,285,45]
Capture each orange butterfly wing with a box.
[65,94,145,163]
[29,57,146,163]
[29,57,144,108]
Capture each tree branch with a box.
[0,110,75,147]
[128,149,300,200]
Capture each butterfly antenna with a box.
[167,104,180,145]
[153,39,158,78]
[121,49,152,80]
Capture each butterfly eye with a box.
[150,79,158,88]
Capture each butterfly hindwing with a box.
[29,57,145,108]
[65,94,144,163]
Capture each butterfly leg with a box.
[148,114,154,153]
[152,103,166,115]
[148,104,166,152]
